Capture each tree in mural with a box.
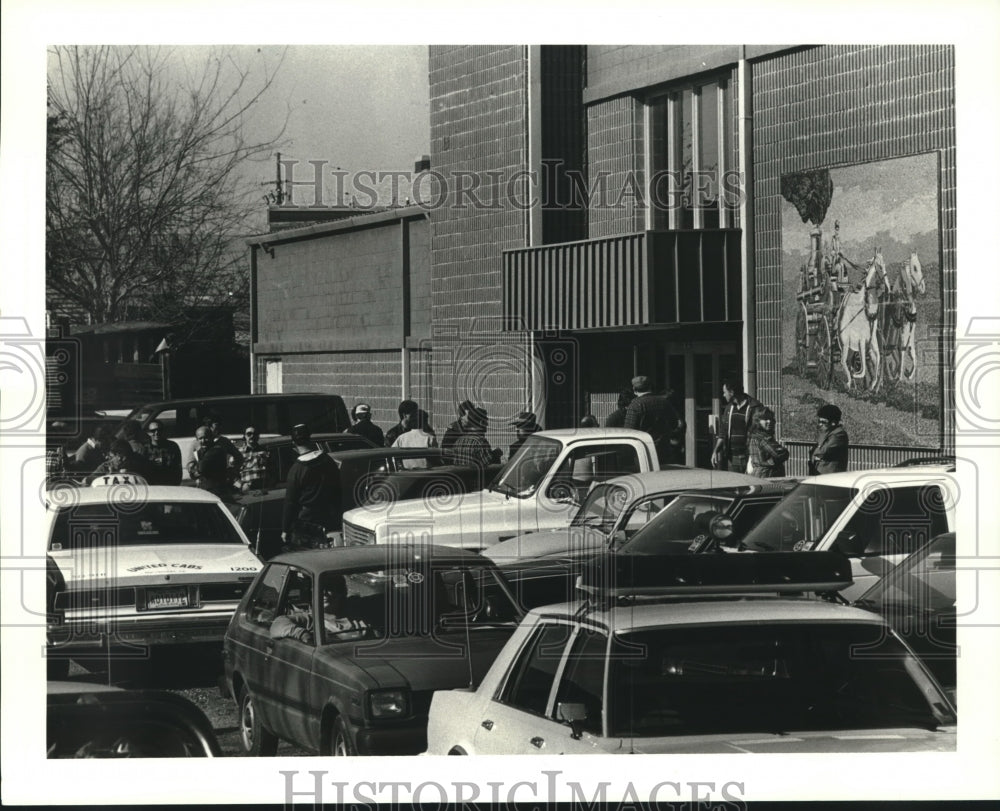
[780,168,834,227]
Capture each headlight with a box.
[368,689,409,719]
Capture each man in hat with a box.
[346,403,384,447]
[282,424,342,550]
[450,405,499,468]
[811,404,849,474]
[624,375,684,466]
[508,411,542,458]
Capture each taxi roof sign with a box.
[577,551,853,599]
[91,473,148,487]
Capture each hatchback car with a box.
[222,544,523,756]
[424,552,956,755]
[46,483,262,679]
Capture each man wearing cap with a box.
[451,405,500,468]
[282,424,343,550]
[811,404,849,474]
[346,403,384,446]
[508,411,542,458]
[624,375,684,466]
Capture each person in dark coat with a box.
[188,426,232,500]
[384,400,418,448]
[346,403,384,446]
[748,408,789,478]
[144,420,183,485]
[604,390,636,428]
[811,404,849,474]
[508,411,541,458]
[711,378,765,473]
[282,424,342,550]
[624,375,684,466]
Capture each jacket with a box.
[748,427,789,477]
[719,395,764,461]
[812,424,849,474]
[282,449,342,532]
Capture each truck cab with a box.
[341,429,662,550]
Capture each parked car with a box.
[342,428,666,550]
[484,469,795,562]
[424,552,956,755]
[222,544,524,756]
[853,531,957,703]
[46,483,262,678]
[120,393,351,480]
[47,683,221,758]
[739,464,957,600]
[258,432,378,486]
[232,447,498,560]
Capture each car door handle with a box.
[530,736,545,749]
[481,719,494,731]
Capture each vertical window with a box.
[553,627,608,735]
[499,622,574,716]
[647,75,735,231]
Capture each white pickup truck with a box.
[340,428,664,550]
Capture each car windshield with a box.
[316,563,521,645]
[740,483,856,552]
[616,494,734,552]
[570,483,631,529]
[856,534,956,614]
[608,622,954,737]
[49,502,245,549]
[489,436,561,498]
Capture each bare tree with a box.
[46,46,287,341]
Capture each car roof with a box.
[328,446,443,461]
[259,433,373,445]
[798,465,956,488]
[132,393,339,408]
[533,597,885,630]
[46,485,223,509]
[267,544,491,572]
[534,428,652,442]
[603,468,778,492]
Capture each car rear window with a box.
[50,502,245,549]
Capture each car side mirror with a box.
[556,702,588,740]
[831,530,866,557]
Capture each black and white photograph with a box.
[2,1,999,806]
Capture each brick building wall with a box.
[428,45,534,445]
[753,44,956,460]
[587,95,645,237]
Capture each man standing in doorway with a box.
[711,379,764,473]
[624,376,684,466]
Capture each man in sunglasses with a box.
[236,425,271,493]
[144,421,183,486]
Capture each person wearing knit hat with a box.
[811,403,849,474]
[748,407,789,478]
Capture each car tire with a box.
[331,716,356,757]
[238,684,278,756]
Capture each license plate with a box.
[145,587,189,610]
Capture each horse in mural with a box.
[837,249,888,391]
[884,251,926,382]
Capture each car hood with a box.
[586,726,957,754]
[49,543,261,588]
[485,527,608,562]
[319,626,517,692]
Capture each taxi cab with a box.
[423,553,956,755]
[46,477,262,676]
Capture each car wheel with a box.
[238,684,278,756]
[330,716,356,757]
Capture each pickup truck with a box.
[341,428,663,550]
[739,463,958,600]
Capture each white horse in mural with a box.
[888,251,925,382]
[837,249,887,391]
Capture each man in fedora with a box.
[508,411,542,458]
